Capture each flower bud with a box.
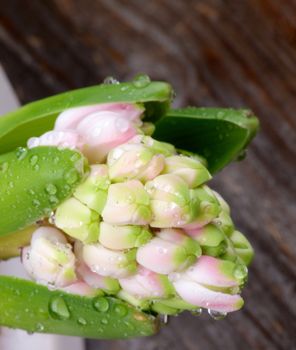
[213,210,234,236]
[228,230,254,266]
[55,103,144,131]
[182,186,221,229]
[212,190,230,214]
[145,174,199,228]
[22,227,76,288]
[99,222,152,250]
[74,165,110,214]
[131,135,176,157]
[163,155,211,188]
[55,197,100,243]
[136,228,201,274]
[172,278,244,313]
[119,266,174,299]
[170,256,246,312]
[27,130,83,151]
[102,180,152,225]
[185,224,226,257]
[74,242,120,293]
[107,143,165,182]
[82,243,137,278]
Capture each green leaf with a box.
[0,146,88,236]
[0,82,172,154]
[153,107,259,173]
[0,276,157,338]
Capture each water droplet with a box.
[191,308,202,317]
[16,147,28,160]
[0,162,8,173]
[159,314,169,324]
[49,195,59,205]
[101,318,108,325]
[208,309,227,320]
[32,199,40,207]
[53,157,60,164]
[45,183,57,195]
[170,89,177,102]
[30,155,39,166]
[65,169,78,184]
[70,153,80,162]
[49,211,56,224]
[114,304,128,318]
[93,297,109,312]
[34,164,40,171]
[77,317,87,326]
[132,74,151,88]
[234,264,248,280]
[103,76,119,85]
[35,323,44,332]
[9,181,14,188]
[49,296,70,320]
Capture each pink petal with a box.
[55,103,143,131]
[173,279,243,313]
[185,256,239,288]
[62,281,98,297]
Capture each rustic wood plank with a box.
[0,0,295,349]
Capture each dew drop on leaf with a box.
[77,317,87,326]
[93,297,109,313]
[132,74,151,88]
[49,296,70,320]
[114,304,128,318]
[103,76,119,85]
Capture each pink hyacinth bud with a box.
[101,180,152,225]
[145,174,199,228]
[55,103,144,131]
[107,142,165,183]
[136,228,201,274]
[54,103,144,163]
[74,242,120,294]
[22,227,77,288]
[27,130,83,151]
[119,266,173,299]
[82,243,137,278]
[169,255,247,313]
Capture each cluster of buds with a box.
[23,103,253,316]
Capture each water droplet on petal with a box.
[93,297,109,312]
[49,296,70,320]
[208,309,227,320]
[132,74,151,88]
[234,264,248,280]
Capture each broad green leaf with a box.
[0,276,157,338]
[153,107,259,173]
[0,146,88,236]
[0,225,36,260]
[0,82,172,154]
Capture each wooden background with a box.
[0,1,295,349]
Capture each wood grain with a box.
[0,0,295,349]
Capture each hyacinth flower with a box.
[0,77,258,338]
